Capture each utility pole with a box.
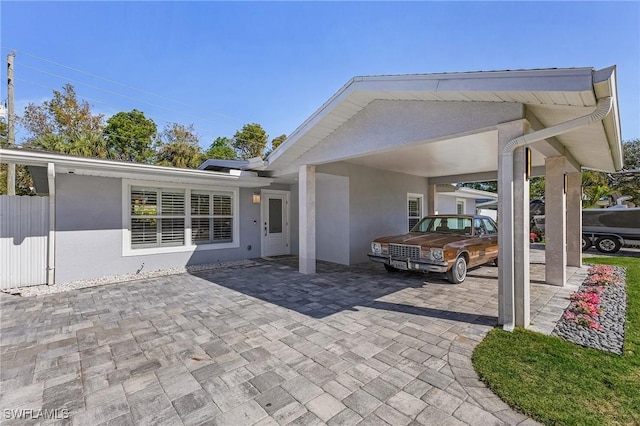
[7,51,15,195]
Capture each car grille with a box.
[389,244,421,259]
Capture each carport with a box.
[261,67,623,331]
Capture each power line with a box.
[12,82,278,154]
[14,77,272,148]
[3,48,273,134]
[4,49,284,147]
[16,62,278,144]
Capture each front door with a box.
[261,190,290,257]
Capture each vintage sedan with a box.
[368,215,498,283]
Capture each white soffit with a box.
[346,131,501,178]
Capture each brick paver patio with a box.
[0,255,571,425]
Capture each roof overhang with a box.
[265,67,623,179]
[0,148,273,188]
[436,184,498,200]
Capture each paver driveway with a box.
[0,258,539,425]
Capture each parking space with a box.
[0,256,559,425]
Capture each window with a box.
[407,194,423,231]
[131,187,185,248]
[456,199,466,215]
[125,182,238,255]
[482,218,497,234]
[192,191,233,244]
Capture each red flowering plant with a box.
[570,292,601,305]
[585,265,620,287]
[562,264,619,331]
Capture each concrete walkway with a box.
[0,249,582,425]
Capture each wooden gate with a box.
[0,195,49,289]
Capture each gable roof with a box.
[265,67,622,175]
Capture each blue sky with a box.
[1,1,639,150]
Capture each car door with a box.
[470,218,488,266]
[482,218,499,261]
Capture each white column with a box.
[566,172,582,268]
[513,146,530,328]
[497,120,528,329]
[427,182,436,215]
[299,165,316,274]
[545,156,567,286]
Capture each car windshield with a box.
[411,217,473,235]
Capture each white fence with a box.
[0,195,49,289]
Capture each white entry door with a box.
[261,190,290,257]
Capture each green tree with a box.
[529,176,545,200]
[621,138,640,169]
[582,170,610,208]
[232,123,268,159]
[204,137,237,160]
[265,134,287,157]
[609,138,640,205]
[155,123,203,168]
[21,84,107,157]
[104,109,157,163]
[271,134,286,151]
[458,181,498,192]
[0,118,33,195]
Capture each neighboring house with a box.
[434,184,498,216]
[0,66,623,331]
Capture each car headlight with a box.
[430,248,444,261]
[372,242,382,254]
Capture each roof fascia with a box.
[0,149,273,188]
[593,66,623,170]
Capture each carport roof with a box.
[265,67,622,175]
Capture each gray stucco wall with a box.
[316,173,349,265]
[317,162,429,264]
[54,174,264,283]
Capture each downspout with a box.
[501,97,612,331]
[47,163,55,285]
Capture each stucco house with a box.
[0,66,623,331]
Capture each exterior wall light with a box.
[252,193,261,204]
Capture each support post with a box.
[545,156,567,286]
[513,145,530,327]
[299,165,316,274]
[427,182,436,215]
[7,52,16,195]
[47,163,56,285]
[497,120,528,329]
[566,172,582,267]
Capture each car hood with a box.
[374,232,469,247]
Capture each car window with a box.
[474,218,485,235]
[433,217,472,234]
[483,218,497,234]
[412,217,434,232]
[412,217,472,234]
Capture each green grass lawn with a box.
[472,256,640,425]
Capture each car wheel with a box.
[384,263,399,273]
[446,256,467,284]
[594,236,621,254]
[581,235,592,251]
